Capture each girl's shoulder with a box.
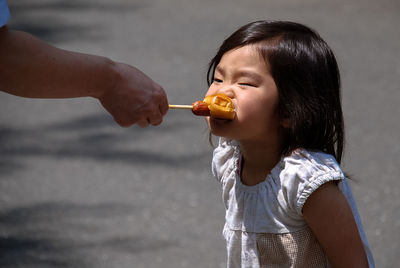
[281,148,344,178]
[276,148,345,214]
[211,138,240,182]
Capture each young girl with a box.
[206,21,374,268]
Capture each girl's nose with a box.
[218,86,234,99]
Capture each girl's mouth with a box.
[209,116,233,125]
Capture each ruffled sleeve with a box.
[211,138,239,183]
[279,149,345,217]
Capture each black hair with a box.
[207,20,344,163]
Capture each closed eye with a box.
[239,82,256,87]
[213,78,223,83]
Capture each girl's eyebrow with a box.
[216,66,263,82]
[215,66,225,75]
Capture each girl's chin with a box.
[209,117,232,126]
[208,117,234,137]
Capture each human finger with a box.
[136,119,149,128]
[158,94,169,115]
[148,113,163,126]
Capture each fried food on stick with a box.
[169,94,235,119]
[203,94,235,120]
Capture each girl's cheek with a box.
[205,84,219,97]
[204,89,212,98]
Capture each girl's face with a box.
[206,45,285,143]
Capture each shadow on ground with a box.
[0,202,176,267]
[7,0,146,44]
[0,111,210,175]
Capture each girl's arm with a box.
[303,181,369,268]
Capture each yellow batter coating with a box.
[203,94,235,120]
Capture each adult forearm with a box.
[0,26,116,99]
[0,26,169,127]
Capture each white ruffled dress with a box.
[212,139,374,268]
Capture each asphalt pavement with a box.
[1,0,399,267]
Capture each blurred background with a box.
[1,0,399,267]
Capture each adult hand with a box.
[98,62,169,128]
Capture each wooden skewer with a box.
[169,104,193,110]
